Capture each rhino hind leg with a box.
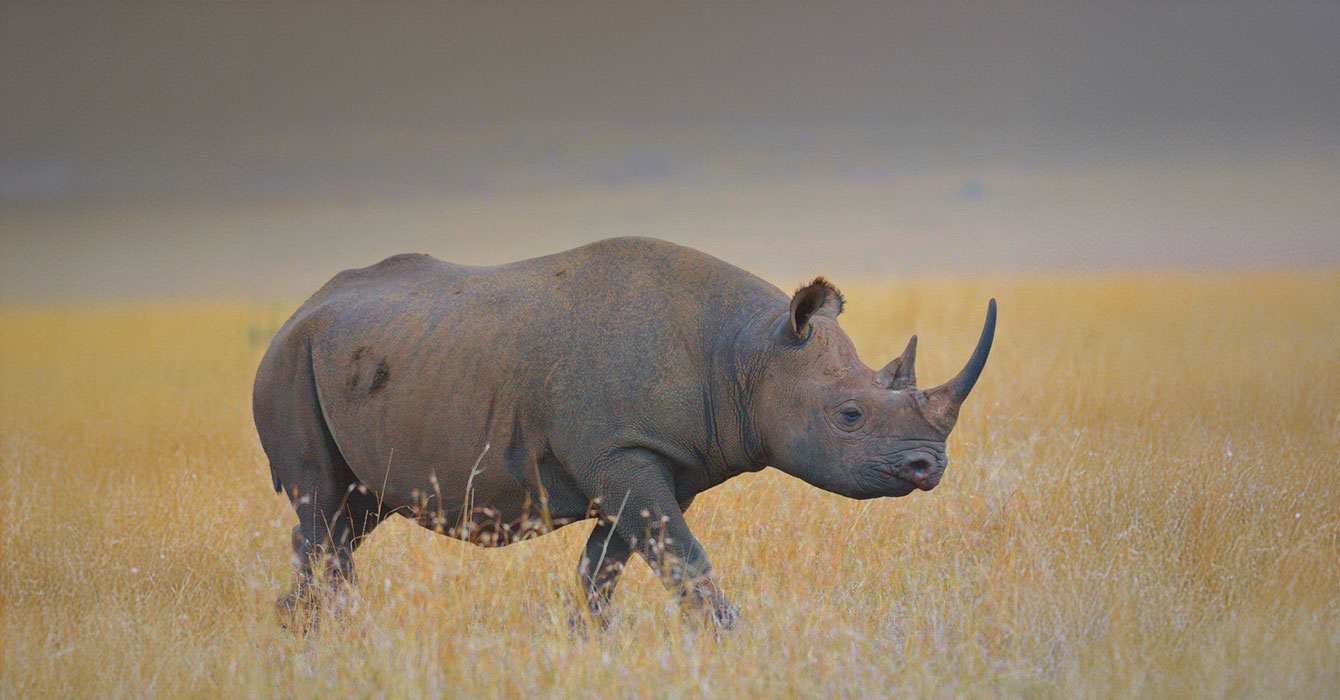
[256,337,385,629]
[288,482,382,585]
[276,483,383,630]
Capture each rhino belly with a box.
[311,338,593,540]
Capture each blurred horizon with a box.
[2,1,1337,303]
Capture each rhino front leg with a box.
[575,521,633,627]
[594,456,739,629]
[631,507,739,630]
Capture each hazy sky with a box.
[4,2,1336,161]
[1,1,1337,301]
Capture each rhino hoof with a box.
[713,602,741,631]
[275,585,321,634]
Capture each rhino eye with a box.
[838,406,864,428]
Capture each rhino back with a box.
[298,238,783,516]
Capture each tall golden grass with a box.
[3,271,1338,697]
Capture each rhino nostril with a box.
[904,456,933,478]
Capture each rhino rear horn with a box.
[876,335,918,390]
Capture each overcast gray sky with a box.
[5,1,1337,162]
[1,1,1337,301]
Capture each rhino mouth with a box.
[866,464,917,497]
[850,461,926,499]
[886,475,917,497]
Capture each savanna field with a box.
[2,271,1338,698]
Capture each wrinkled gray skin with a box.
[253,237,995,628]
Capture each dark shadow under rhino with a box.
[253,237,995,628]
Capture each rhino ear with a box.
[789,277,845,340]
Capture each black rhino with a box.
[253,237,995,627]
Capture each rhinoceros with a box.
[253,237,995,627]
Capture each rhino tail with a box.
[253,322,353,501]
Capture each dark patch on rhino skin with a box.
[368,359,390,395]
[343,346,372,397]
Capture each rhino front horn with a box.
[926,299,996,428]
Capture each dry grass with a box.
[2,271,1338,698]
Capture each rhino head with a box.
[754,279,996,499]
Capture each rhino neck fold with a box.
[698,304,777,485]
